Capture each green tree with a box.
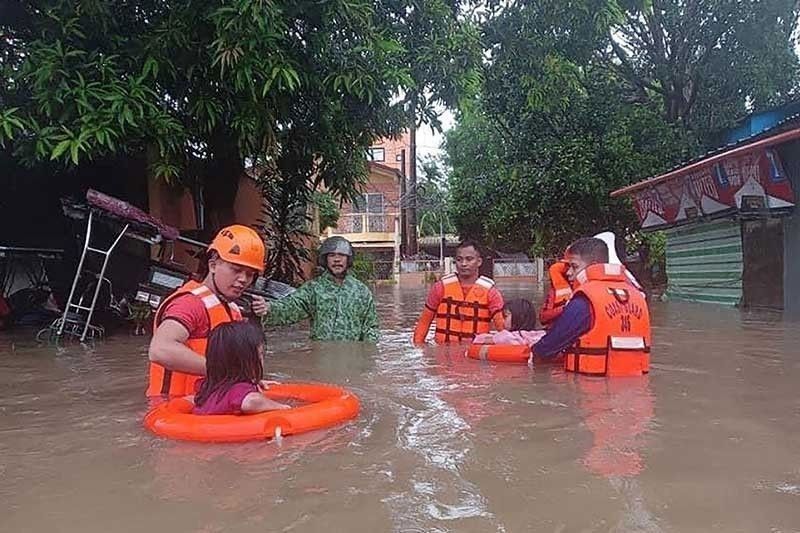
[1,0,480,279]
[1,1,412,193]
[446,0,799,255]
[607,0,800,133]
[416,154,455,237]
[312,192,340,231]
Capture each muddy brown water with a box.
[2,282,800,532]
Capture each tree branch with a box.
[609,33,663,96]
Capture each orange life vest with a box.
[540,261,573,326]
[565,263,651,377]
[550,261,573,307]
[146,280,242,397]
[434,274,495,344]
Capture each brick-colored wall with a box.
[340,175,400,216]
[369,131,411,177]
[335,165,401,234]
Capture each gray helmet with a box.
[318,236,354,267]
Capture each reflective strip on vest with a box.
[201,293,221,309]
[609,336,646,350]
[555,288,572,298]
[475,276,495,290]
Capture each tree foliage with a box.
[608,0,799,131]
[1,1,414,189]
[1,0,480,279]
[417,154,455,237]
[446,0,800,256]
[312,191,340,231]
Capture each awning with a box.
[611,128,799,230]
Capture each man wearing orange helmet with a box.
[146,225,266,397]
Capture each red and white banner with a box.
[631,148,795,229]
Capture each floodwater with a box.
[2,282,800,533]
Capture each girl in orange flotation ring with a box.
[144,382,360,442]
[144,321,360,442]
[467,299,545,363]
[193,321,290,415]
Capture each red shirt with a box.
[425,279,505,316]
[158,293,211,339]
[192,381,259,415]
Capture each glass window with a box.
[366,193,383,213]
[368,147,385,162]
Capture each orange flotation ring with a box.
[143,382,360,443]
[466,344,531,363]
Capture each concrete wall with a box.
[493,261,537,278]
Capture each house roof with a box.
[611,114,800,198]
[368,161,403,179]
[243,162,402,182]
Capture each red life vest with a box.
[146,280,242,397]
[434,274,495,344]
[565,263,651,377]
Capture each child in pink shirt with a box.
[192,321,289,415]
[473,298,546,346]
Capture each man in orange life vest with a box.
[531,237,651,376]
[146,225,265,397]
[413,241,506,344]
[538,232,644,328]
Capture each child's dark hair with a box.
[504,298,537,331]
[194,320,265,407]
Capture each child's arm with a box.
[491,313,505,331]
[241,392,291,414]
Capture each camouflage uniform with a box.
[262,272,379,343]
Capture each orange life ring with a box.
[143,382,360,443]
[466,344,531,363]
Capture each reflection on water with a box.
[2,282,800,532]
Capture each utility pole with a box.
[407,125,418,256]
[397,149,407,257]
[439,217,445,270]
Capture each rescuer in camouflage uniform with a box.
[252,237,379,343]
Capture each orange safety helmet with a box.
[208,225,266,273]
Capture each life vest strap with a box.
[434,328,477,339]
[160,369,173,396]
[435,313,491,322]
[568,345,651,356]
[440,296,491,310]
[568,346,610,356]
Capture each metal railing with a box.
[400,259,443,273]
[334,213,399,234]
